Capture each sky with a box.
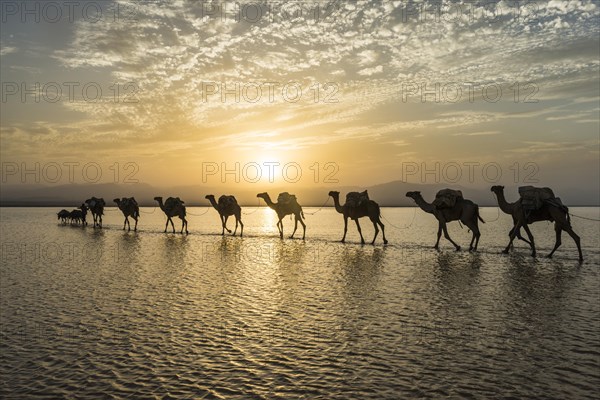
[1,0,599,200]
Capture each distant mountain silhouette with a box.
[0,181,597,206]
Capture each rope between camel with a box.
[186,207,211,217]
[303,197,330,215]
[569,213,600,222]
[381,207,417,230]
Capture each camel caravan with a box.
[56,186,584,261]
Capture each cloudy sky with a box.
[1,0,599,197]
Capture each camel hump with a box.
[345,190,370,208]
[277,192,297,204]
[122,197,138,207]
[433,189,463,209]
[165,196,184,210]
[519,186,556,210]
[218,195,237,206]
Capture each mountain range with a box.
[1,181,597,207]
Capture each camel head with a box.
[405,191,421,199]
[153,196,162,202]
[113,198,121,205]
[205,194,214,200]
[490,185,504,194]
[256,192,267,198]
[79,204,87,211]
[328,191,340,198]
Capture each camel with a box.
[114,197,140,231]
[406,191,484,251]
[205,194,243,236]
[69,209,82,225]
[57,209,69,224]
[328,191,388,245]
[85,197,105,228]
[154,196,188,234]
[65,204,88,226]
[490,186,583,262]
[79,203,88,226]
[256,192,305,239]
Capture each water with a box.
[1,207,599,399]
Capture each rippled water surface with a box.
[1,207,599,399]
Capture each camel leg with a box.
[133,217,138,232]
[220,215,225,235]
[127,216,131,231]
[164,218,170,233]
[442,224,461,251]
[224,215,232,233]
[232,217,238,236]
[170,217,176,233]
[466,219,475,251]
[522,224,536,257]
[465,220,480,251]
[277,219,284,239]
[341,216,348,243]
[238,215,244,237]
[511,226,532,247]
[181,217,188,234]
[370,219,379,245]
[354,219,365,245]
[300,217,306,240]
[435,222,443,249]
[379,220,388,245]
[547,224,562,259]
[564,226,583,262]
[290,216,299,239]
[503,221,522,254]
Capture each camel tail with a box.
[476,205,485,223]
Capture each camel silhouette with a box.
[57,209,69,224]
[406,191,484,251]
[490,185,583,262]
[85,197,105,228]
[114,197,140,231]
[328,191,388,245]
[257,192,305,239]
[154,196,188,234]
[205,194,243,236]
[66,204,87,226]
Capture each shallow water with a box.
[1,207,599,399]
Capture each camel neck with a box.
[495,190,514,214]
[331,195,344,213]
[414,195,434,213]
[261,195,277,209]
[207,197,219,210]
